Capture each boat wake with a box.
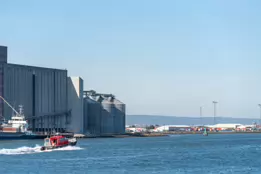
[0,145,83,155]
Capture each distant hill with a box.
[126,115,259,126]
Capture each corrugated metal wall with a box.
[3,64,68,132]
[101,100,115,135]
[83,98,88,131]
[84,97,101,135]
[83,92,126,135]
[3,64,33,117]
[0,64,4,119]
[0,46,7,63]
[114,100,126,134]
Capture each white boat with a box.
[0,96,44,140]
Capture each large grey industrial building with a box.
[0,45,126,135]
[83,90,126,135]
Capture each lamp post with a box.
[200,106,203,126]
[213,101,218,125]
[258,104,261,125]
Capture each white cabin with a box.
[3,105,29,132]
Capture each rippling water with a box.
[0,134,261,174]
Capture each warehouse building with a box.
[0,45,69,133]
[0,45,126,135]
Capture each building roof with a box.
[206,123,242,128]
[6,63,67,72]
[155,125,191,129]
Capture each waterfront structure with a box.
[208,123,242,129]
[236,125,254,131]
[153,124,254,132]
[0,46,7,63]
[0,45,126,135]
[154,125,191,132]
[0,46,69,133]
[83,90,126,135]
[83,95,101,135]
[126,127,146,133]
[67,77,84,133]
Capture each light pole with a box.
[213,101,218,125]
[258,104,261,125]
[200,106,203,126]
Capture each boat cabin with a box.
[44,136,69,147]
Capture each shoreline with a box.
[75,131,261,138]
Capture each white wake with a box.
[0,145,83,155]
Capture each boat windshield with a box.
[44,138,50,146]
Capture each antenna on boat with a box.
[0,96,20,116]
[18,105,24,115]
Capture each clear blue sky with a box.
[1,0,261,118]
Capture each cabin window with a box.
[44,139,50,146]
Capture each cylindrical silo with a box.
[101,97,115,135]
[114,99,126,134]
[113,103,119,134]
[85,97,101,135]
[83,98,88,132]
[83,91,126,136]
[113,100,120,134]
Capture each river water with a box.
[0,134,260,174]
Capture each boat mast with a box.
[0,96,20,116]
[18,105,23,114]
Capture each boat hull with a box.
[40,142,77,151]
[69,141,77,146]
[0,132,47,140]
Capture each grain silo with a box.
[100,95,115,135]
[83,95,101,135]
[83,90,126,135]
[83,98,88,132]
[114,99,126,134]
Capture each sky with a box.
[1,0,261,118]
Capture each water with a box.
[0,134,261,174]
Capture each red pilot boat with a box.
[40,135,77,151]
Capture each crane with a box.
[0,96,20,116]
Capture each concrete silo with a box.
[83,90,126,135]
[83,98,88,132]
[83,96,101,135]
[114,99,126,134]
[100,96,115,135]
